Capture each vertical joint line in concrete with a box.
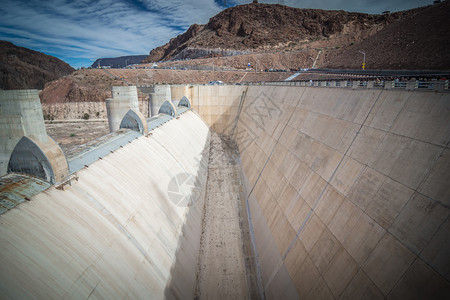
[281,89,384,263]
[231,87,249,139]
[245,87,307,292]
[238,155,266,299]
[248,87,307,199]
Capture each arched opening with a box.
[178,96,191,109]
[119,109,148,134]
[159,101,176,117]
[7,136,55,183]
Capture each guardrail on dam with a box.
[0,83,449,299]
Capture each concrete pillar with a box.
[106,86,139,133]
[0,89,69,183]
[0,90,49,175]
[406,81,416,91]
[434,82,446,92]
[170,85,189,106]
[149,85,171,117]
[384,81,395,90]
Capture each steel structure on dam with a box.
[0,82,449,299]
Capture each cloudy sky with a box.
[0,0,432,68]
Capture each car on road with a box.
[209,81,224,85]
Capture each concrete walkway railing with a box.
[248,80,449,91]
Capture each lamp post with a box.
[358,51,366,70]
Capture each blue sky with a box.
[0,0,432,68]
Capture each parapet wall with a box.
[193,84,450,298]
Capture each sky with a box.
[0,0,433,68]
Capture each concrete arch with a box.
[178,96,192,109]
[159,101,177,117]
[119,109,148,134]
[7,136,69,184]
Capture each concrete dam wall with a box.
[191,85,450,298]
[0,110,210,298]
[0,84,449,299]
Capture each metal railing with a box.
[247,80,449,92]
[374,81,385,88]
[393,81,407,88]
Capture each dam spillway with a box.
[0,84,449,299]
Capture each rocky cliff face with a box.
[0,41,75,90]
[144,3,412,62]
[145,24,204,63]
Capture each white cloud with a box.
[0,0,433,67]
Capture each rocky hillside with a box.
[144,3,415,63]
[323,0,450,70]
[0,41,75,90]
[91,55,148,68]
[40,69,125,104]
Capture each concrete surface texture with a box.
[141,84,171,117]
[191,85,450,299]
[41,100,150,121]
[0,90,49,175]
[105,86,139,132]
[0,89,69,182]
[195,132,261,299]
[171,85,189,103]
[0,111,211,298]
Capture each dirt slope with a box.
[323,1,450,70]
[0,41,74,90]
[40,69,126,104]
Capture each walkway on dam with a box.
[195,132,260,299]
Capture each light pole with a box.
[358,51,366,70]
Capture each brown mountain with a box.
[144,3,415,63]
[323,0,450,70]
[0,41,75,90]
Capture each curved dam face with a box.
[192,85,450,298]
[0,111,210,299]
[1,84,449,299]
